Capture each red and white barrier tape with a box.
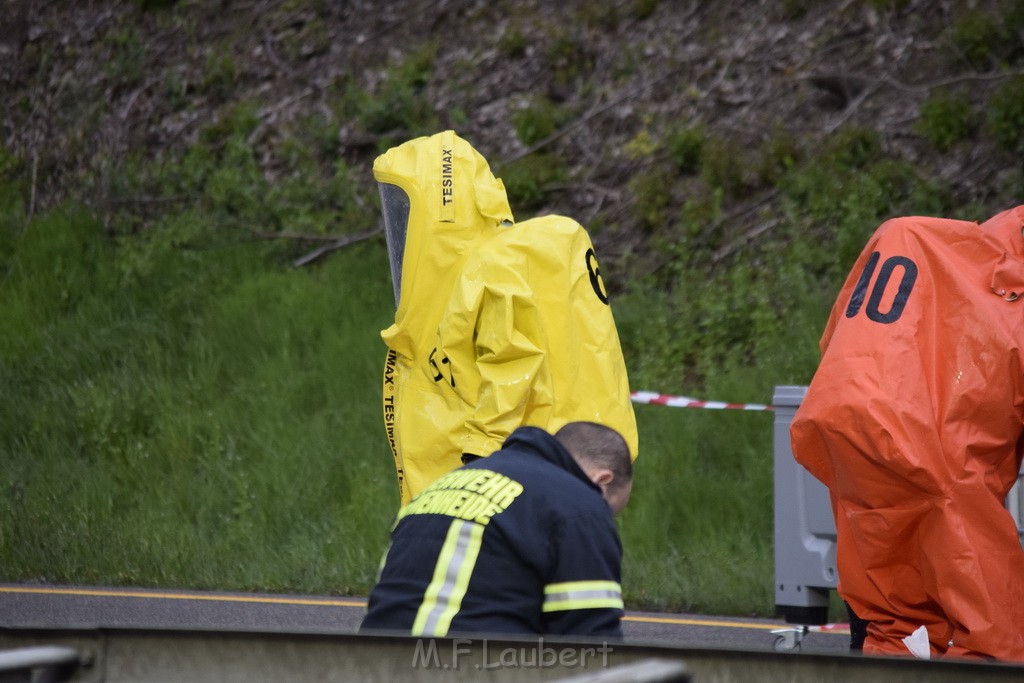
[630,391,774,412]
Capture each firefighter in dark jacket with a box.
[360,422,632,638]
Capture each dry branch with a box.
[291,226,384,268]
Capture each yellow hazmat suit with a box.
[376,131,638,505]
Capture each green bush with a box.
[102,23,147,86]
[497,25,528,59]
[778,128,947,282]
[633,0,660,21]
[202,50,237,102]
[947,4,1024,68]
[0,146,25,214]
[915,90,975,151]
[667,124,706,175]
[545,32,592,85]
[1008,2,1024,62]
[500,152,568,211]
[345,44,440,142]
[99,98,375,265]
[134,0,178,10]
[822,126,882,169]
[988,77,1024,154]
[628,166,675,233]
[863,0,910,11]
[197,102,261,150]
[511,96,569,146]
[757,127,801,186]
[700,137,750,198]
[778,0,821,20]
[949,11,1003,68]
[578,5,620,32]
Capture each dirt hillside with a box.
[2,0,1022,274]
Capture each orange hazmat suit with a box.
[790,206,1024,661]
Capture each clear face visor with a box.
[378,182,411,307]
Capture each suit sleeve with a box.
[541,511,624,637]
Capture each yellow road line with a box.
[0,586,848,635]
[623,615,779,630]
[624,614,849,636]
[0,586,366,608]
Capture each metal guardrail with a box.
[0,645,81,683]
[554,659,691,682]
[773,385,1024,625]
[2,627,1024,682]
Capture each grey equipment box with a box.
[772,385,835,625]
[772,385,1024,625]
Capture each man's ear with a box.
[590,469,614,488]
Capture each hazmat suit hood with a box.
[375,131,514,503]
[375,130,513,360]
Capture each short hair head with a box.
[554,421,633,513]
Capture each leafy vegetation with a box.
[500,152,570,212]
[988,77,1024,154]
[947,1,1024,69]
[915,90,975,151]
[512,96,571,146]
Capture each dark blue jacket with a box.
[360,426,624,637]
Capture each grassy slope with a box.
[1,202,395,593]
[0,191,798,614]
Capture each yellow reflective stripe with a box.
[545,580,621,594]
[542,580,623,613]
[411,520,484,636]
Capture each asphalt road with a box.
[0,584,850,655]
